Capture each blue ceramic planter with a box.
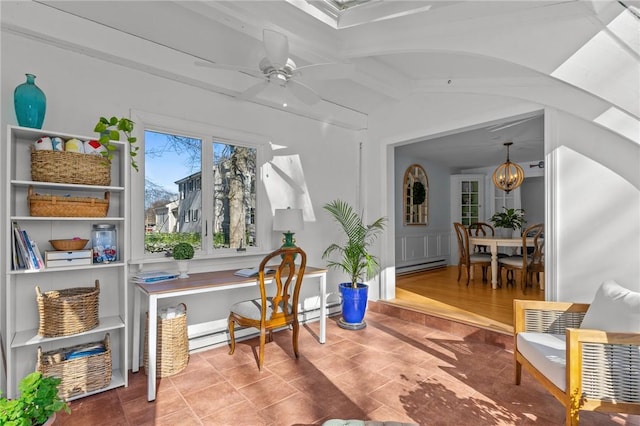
[14,73,46,129]
[339,282,368,329]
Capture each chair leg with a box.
[292,320,300,359]
[258,327,266,371]
[228,316,236,355]
[465,265,471,286]
[515,359,522,385]
[566,405,579,426]
[457,263,462,282]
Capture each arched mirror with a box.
[403,164,428,225]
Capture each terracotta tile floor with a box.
[55,312,639,426]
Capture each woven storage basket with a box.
[31,147,111,186]
[144,303,189,377]
[37,333,112,399]
[36,280,100,337]
[28,186,109,217]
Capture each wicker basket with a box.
[49,239,89,251]
[28,186,109,217]
[144,303,189,378]
[31,147,111,186]
[36,280,100,337]
[37,333,112,399]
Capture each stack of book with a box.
[133,271,178,284]
[12,222,44,271]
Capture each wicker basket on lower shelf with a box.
[37,333,112,399]
[28,186,110,217]
[144,303,189,378]
[36,280,100,337]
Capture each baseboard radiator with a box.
[396,258,448,275]
[186,302,342,353]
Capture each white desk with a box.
[469,236,542,290]
[132,266,327,401]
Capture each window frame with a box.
[130,110,270,261]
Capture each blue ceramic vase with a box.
[14,73,46,129]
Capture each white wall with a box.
[368,95,640,303]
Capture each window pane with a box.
[144,130,202,254]
[212,141,257,249]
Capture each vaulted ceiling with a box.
[24,0,639,168]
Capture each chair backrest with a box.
[258,247,307,324]
[453,222,470,265]
[524,223,544,271]
[468,222,494,253]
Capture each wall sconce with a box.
[273,207,304,249]
[492,142,525,193]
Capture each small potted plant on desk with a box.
[489,207,526,237]
[0,371,70,426]
[172,242,194,279]
[322,199,386,330]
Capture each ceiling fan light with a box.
[492,142,525,194]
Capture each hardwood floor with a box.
[390,266,544,334]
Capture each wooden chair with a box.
[467,222,495,281]
[498,223,543,290]
[514,283,640,425]
[453,222,491,286]
[228,247,307,370]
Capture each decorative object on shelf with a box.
[493,142,525,193]
[144,303,189,378]
[94,116,139,171]
[403,164,429,225]
[14,73,46,129]
[91,224,117,263]
[0,371,70,426]
[45,249,92,268]
[48,238,89,251]
[28,186,110,217]
[36,280,100,337]
[322,199,386,330]
[31,145,111,186]
[172,242,194,278]
[273,207,304,249]
[37,333,112,399]
[489,207,526,235]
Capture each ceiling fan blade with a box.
[294,63,355,81]
[287,80,321,105]
[237,81,270,101]
[263,29,289,69]
[194,61,264,79]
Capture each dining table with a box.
[468,235,544,290]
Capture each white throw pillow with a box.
[580,280,640,333]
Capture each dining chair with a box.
[228,246,307,371]
[498,223,544,290]
[454,222,492,286]
[467,222,496,281]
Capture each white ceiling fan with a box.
[196,29,354,105]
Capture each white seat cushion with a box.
[580,280,640,333]
[470,254,491,262]
[517,332,567,391]
[499,255,529,267]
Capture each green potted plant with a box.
[93,116,139,171]
[489,207,526,236]
[172,242,194,279]
[322,199,386,330]
[0,371,70,426]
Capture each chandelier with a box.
[492,142,524,193]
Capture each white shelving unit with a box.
[3,125,128,399]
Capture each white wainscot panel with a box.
[396,230,450,274]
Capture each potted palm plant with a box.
[172,242,194,278]
[322,199,386,330]
[0,371,70,425]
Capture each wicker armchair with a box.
[514,298,640,425]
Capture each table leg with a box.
[147,295,158,401]
[132,288,141,373]
[539,272,545,290]
[319,273,326,344]
[490,244,499,289]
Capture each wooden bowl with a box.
[49,239,89,251]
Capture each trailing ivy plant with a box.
[94,116,139,171]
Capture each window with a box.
[142,127,259,256]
